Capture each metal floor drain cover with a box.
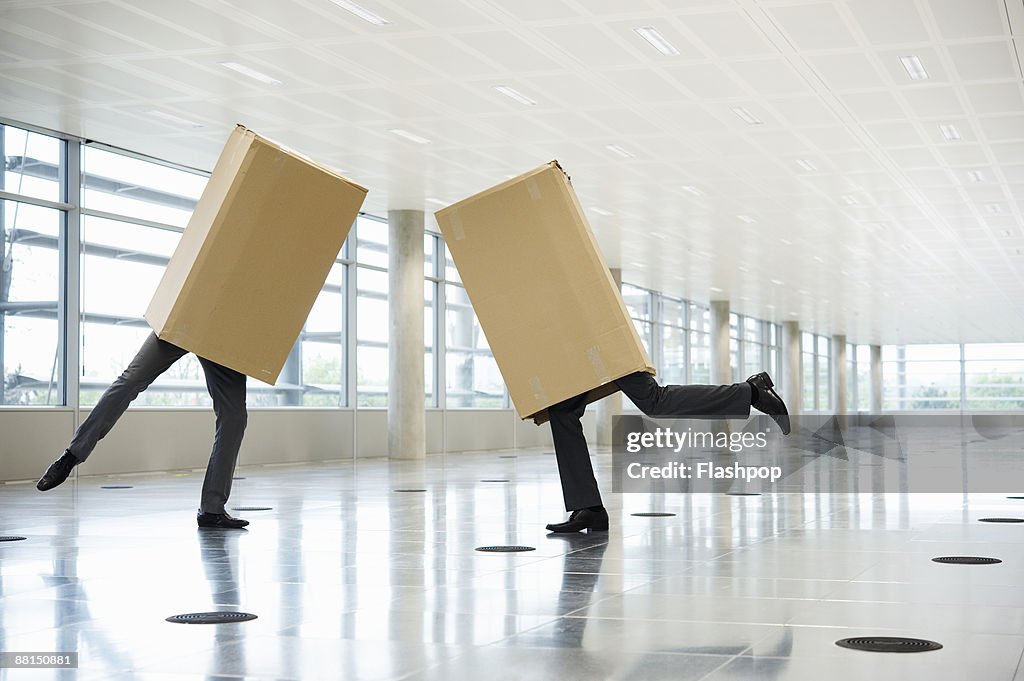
[101,485,133,489]
[1008,496,1024,500]
[475,545,536,553]
[480,479,509,483]
[726,492,761,496]
[980,517,1024,523]
[231,506,272,511]
[631,512,677,517]
[233,476,246,480]
[166,612,257,624]
[0,536,27,542]
[836,637,942,653]
[394,489,427,492]
[932,556,1002,565]
[499,455,517,459]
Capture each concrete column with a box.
[387,210,425,460]
[710,300,731,385]
[596,268,623,446]
[782,321,801,416]
[870,344,883,413]
[832,334,847,416]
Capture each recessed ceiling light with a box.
[390,128,431,144]
[1000,229,1013,237]
[796,159,818,172]
[737,215,756,223]
[985,203,1002,214]
[146,110,204,128]
[967,170,986,183]
[841,195,858,205]
[731,107,763,125]
[605,144,634,158]
[217,61,283,86]
[327,0,390,25]
[710,286,724,293]
[770,279,783,285]
[939,123,961,141]
[591,207,613,216]
[681,185,703,196]
[633,26,680,56]
[781,238,793,245]
[813,255,824,263]
[898,55,929,81]
[493,85,536,106]
[789,311,798,316]
[766,304,775,309]
[426,197,448,206]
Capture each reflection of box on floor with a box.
[435,161,654,423]
[145,124,368,384]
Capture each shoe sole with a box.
[750,372,791,435]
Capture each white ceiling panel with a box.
[664,62,749,98]
[838,91,907,121]
[938,144,995,167]
[0,27,83,61]
[484,0,581,23]
[946,41,1022,83]
[766,3,859,51]
[537,24,644,68]
[806,52,887,91]
[729,59,811,96]
[218,0,357,41]
[980,115,1024,142]
[766,96,841,127]
[679,11,776,58]
[3,5,145,55]
[846,0,930,46]
[130,1,279,46]
[926,0,1008,40]
[900,86,965,118]
[598,68,689,103]
[453,30,567,73]
[58,1,214,51]
[246,48,370,88]
[964,82,1024,115]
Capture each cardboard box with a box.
[435,161,654,423]
[145,125,367,384]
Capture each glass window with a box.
[445,283,502,408]
[356,215,388,268]
[356,266,388,407]
[1,200,62,405]
[3,126,63,204]
[883,344,960,410]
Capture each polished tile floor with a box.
[3,434,1024,680]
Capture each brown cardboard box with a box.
[435,161,654,423]
[145,125,367,384]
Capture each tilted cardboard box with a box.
[435,161,654,423]
[145,125,367,384]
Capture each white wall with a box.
[0,407,584,482]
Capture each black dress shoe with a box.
[546,507,609,533]
[197,511,249,529]
[36,450,80,491]
[747,371,791,435]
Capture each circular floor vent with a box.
[932,556,1002,565]
[475,545,536,553]
[166,611,257,624]
[835,637,942,653]
[0,536,27,542]
[979,517,1024,523]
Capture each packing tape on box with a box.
[586,346,610,382]
[529,376,548,405]
[525,177,542,200]
[448,210,466,241]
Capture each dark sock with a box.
[748,382,760,406]
[587,505,605,512]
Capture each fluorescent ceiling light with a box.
[1000,229,1012,237]
[737,215,756,223]
[390,128,430,144]
[217,61,282,86]
[605,144,634,158]
[796,159,818,172]
[841,195,858,205]
[781,238,793,245]
[770,279,783,285]
[493,85,536,106]
[985,203,1002,214]
[146,110,203,128]
[426,197,448,206]
[898,55,929,81]
[633,26,680,56]
[731,107,763,125]
[710,286,724,293]
[328,0,390,25]
[681,185,703,196]
[939,123,961,141]
[967,170,986,183]
[591,207,613,216]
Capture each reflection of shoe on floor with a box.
[197,511,249,529]
[747,371,791,435]
[36,450,80,491]
[546,506,609,533]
